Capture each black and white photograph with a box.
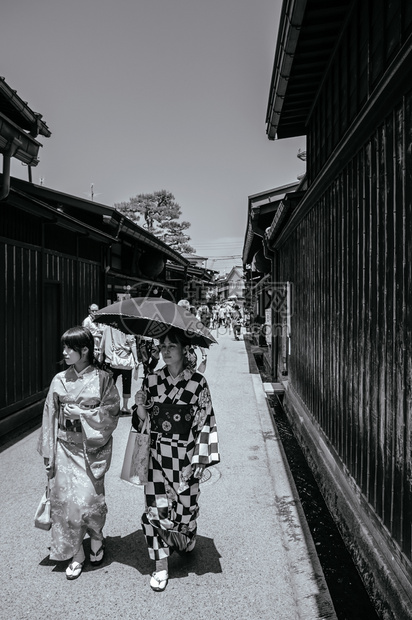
[1,1,411,618]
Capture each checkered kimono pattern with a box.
[141,366,219,560]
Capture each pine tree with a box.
[114,190,195,254]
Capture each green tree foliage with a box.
[114,190,195,254]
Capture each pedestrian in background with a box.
[196,304,210,328]
[99,325,139,415]
[132,328,220,592]
[177,298,190,311]
[178,299,207,372]
[82,303,104,354]
[37,326,120,580]
[211,306,219,329]
[231,304,242,340]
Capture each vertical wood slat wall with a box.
[308,0,412,185]
[0,242,42,409]
[0,240,101,417]
[279,96,412,561]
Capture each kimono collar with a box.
[164,365,192,384]
[72,364,93,378]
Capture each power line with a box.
[194,248,242,253]
[193,239,242,244]
[194,242,242,246]
[193,246,242,252]
[194,241,242,248]
[206,255,242,261]
[195,249,241,253]
[203,254,241,258]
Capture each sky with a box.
[1,0,306,274]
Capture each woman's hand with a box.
[193,464,205,479]
[134,390,147,406]
[132,408,145,430]
[63,403,82,419]
[44,457,55,479]
[132,390,148,429]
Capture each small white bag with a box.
[120,417,150,485]
[34,482,52,530]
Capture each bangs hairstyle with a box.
[61,326,95,364]
[158,328,192,348]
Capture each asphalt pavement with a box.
[0,328,337,620]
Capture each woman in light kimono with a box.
[37,326,120,580]
[132,328,220,592]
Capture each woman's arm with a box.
[37,375,60,477]
[193,463,205,478]
[78,372,120,445]
[131,389,149,430]
[191,380,220,468]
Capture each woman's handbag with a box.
[111,348,134,370]
[110,331,135,370]
[120,417,150,485]
[34,482,52,530]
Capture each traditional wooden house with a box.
[0,78,189,437]
[0,176,189,437]
[242,182,301,361]
[265,1,412,617]
[214,266,246,306]
[167,252,217,306]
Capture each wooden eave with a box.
[266,0,352,139]
[265,189,306,247]
[268,30,412,247]
[0,112,43,165]
[117,220,189,267]
[8,176,189,267]
[6,186,118,244]
[105,270,178,290]
[242,218,258,266]
[167,262,215,282]
[242,182,300,264]
[0,76,51,138]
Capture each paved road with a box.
[0,330,337,620]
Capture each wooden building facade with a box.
[0,77,194,438]
[265,1,412,618]
[0,176,189,437]
[242,183,301,361]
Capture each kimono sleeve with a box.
[36,374,60,467]
[142,373,156,402]
[80,370,120,479]
[79,370,120,449]
[191,381,220,467]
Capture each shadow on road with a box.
[38,531,222,580]
[0,418,41,453]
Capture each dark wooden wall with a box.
[0,208,104,429]
[279,92,412,561]
[308,0,412,182]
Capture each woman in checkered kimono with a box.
[132,328,219,591]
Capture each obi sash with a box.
[59,419,82,432]
[150,403,193,438]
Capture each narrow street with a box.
[1,330,337,620]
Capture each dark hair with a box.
[158,328,197,371]
[61,326,95,366]
[158,327,192,348]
